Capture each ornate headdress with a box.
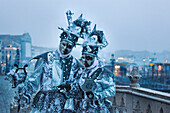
[73,14,91,38]
[58,10,91,46]
[82,24,108,56]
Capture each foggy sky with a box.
[0,0,170,53]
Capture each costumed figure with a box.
[11,10,89,113]
[62,11,91,113]
[68,25,115,113]
[6,64,31,113]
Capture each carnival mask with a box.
[59,40,74,55]
[16,69,26,82]
[82,53,95,67]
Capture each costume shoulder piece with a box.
[97,67,115,80]
[33,51,54,62]
[30,51,54,70]
[103,67,114,76]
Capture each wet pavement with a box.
[0,75,15,113]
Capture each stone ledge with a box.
[116,85,170,104]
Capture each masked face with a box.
[82,53,95,67]
[59,40,74,55]
[16,69,26,82]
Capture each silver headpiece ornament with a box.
[83,24,108,49]
[82,25,108,56]
[58,10,91,46]
[66,10,74,29]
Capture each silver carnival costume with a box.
[67,25,116,113]
[12,10,91,113]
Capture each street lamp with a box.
[103,58,106,65]
[142,58,146,82]
[7,54,10,59]
[143,58,146,77]
[6,54,10,73]
[149,58,152,63]
[110,54,115,73]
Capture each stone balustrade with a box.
[111,85,170,113]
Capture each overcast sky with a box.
[0,0,170,53]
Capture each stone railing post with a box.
[128,66,141,88]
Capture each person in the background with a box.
[68,25,115,113]
[11,10,91,113]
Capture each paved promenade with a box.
[0,75,15,113]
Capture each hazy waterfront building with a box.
[0,33,32,71]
